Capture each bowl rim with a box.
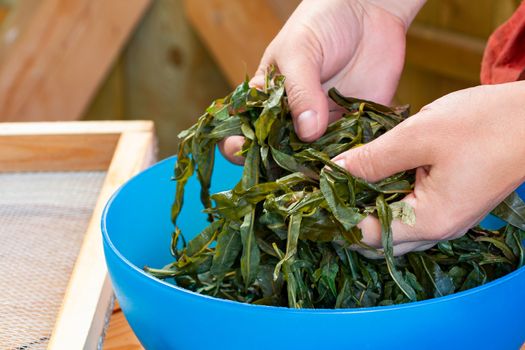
[101,156,525,315]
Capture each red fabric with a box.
[480,1,525,84]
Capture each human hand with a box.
[332,81,525,256]
[221,0,425,163]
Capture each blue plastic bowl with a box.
[102,155,525,350]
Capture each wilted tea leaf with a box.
[146,66,525,309]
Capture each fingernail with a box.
[334,158,346,168]
[249,76,264,89]
[296,110,318,141]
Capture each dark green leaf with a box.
[240,209,260,288]
[492,192,525,230]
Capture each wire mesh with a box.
[0,172,106,349]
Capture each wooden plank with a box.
[0,120,154,135]
[183,0,485,85]
[415,0,494,39]
[84,59,126,121]
[0,121,155,172]
[104,302,143,350]
[122,0,230,158]
[0,0,151,122]
[266,0,299,22]
[183,0,283,86]
[395,63,472,112]
[0,133,120,172]
[405,23,486,83]
[415,0,519,39]
[0,6,8,23]
[48,126,156,349]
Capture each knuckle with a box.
[351,146,381,182]
[286,81,311,110]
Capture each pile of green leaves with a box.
[146,68,525,308]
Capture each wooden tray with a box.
[0,121,156,349]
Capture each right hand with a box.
[220,0,426,163]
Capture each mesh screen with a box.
[0,172,106,350]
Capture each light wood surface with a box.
[0,133,119,172]
[406,23,485,83]
[0,121,156,349]
[116,0,231,158]
[0,120,156,135]
[183,0,487,85]
[183,0,284,86]
[104,302,143,350]
[0,121,156,172]
[48,122,156,349]
[0,0,151,122]
[182,0,519,112]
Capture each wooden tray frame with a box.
[0,121,156,349]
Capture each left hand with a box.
[332,81,525,256]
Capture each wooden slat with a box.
[104,302,143,350]
[0,120,155,135]
[406,23,486,83]
[183,0,283,86]
[184,0,486,86]
[0,0,151,121]
[0,133,120,172]
[0,6,8,23]
[0,121,155,172]
[48,125,156,349]
[121,0,231,158]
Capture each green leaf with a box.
[211,222,242,278]
[273,213,302,280]
[492,191,525,229]
[185,219,223,257]
[240,209,260,288]
[390,201,416,226]
[149,65,522,309]
[241,142,260,190]
[419,255,455,297]
[377,195,417,301]
[320,170,364,231]
[207,117,242,139]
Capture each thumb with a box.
[332,118,434,182]
[278,57,329,142]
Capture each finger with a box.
[357,169,432,248]
[328,98,347,123]
[332,116,434,183]
[218,136,245,165]
[356,167,463,253]
[277,55,329,142]
[356,207,428,249]
[249,50,274,88]
[355,241,436,259]
[392,241,436,256]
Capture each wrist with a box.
[364,0,426,29]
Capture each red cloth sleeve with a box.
[480,1,525,84]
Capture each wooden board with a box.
[104,302,143,350]
[182,0,519,111]
[0,0,151,122]
[0,121,156,349]
[183,0,285,86]
[119,0,231,158]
